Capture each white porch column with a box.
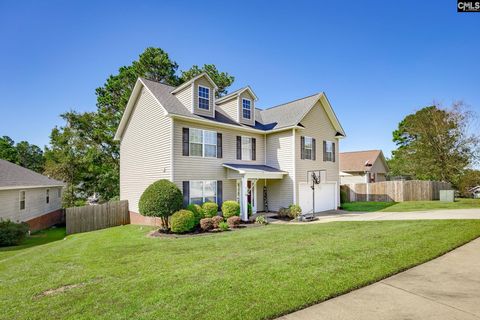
[240,176,249,221]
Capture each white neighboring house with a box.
[339,150,389,185]
[470,186,480,199]
[115,73,346,221]
[0,159,65,231]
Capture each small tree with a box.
[138,180,183,230]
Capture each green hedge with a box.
[170,210,196,233]
[202,202,219,218]
[0,220,29,247]
[221,200,240,219]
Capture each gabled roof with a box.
[339,150,388,172]
[216,86,258,104]
[260,92,346,135]
[114,77,346,140]
[171,72,218,94]
[0,159,65,190]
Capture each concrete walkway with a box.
[277,237,480,320]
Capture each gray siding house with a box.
[0,159,64,231]
[115,73,346,221]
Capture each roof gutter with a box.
[0,185,65,191]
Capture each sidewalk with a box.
[277,237,480,320]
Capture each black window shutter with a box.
[182,128,189,156]
[217,133,222,158]
[332,142,336,162]
[300,136,305,160]
[252,138,256,161]
[216,180,223,209]
[236,136,242,160]
[182,181,190,207]
[323,140,327,161]
[312,138,316,160]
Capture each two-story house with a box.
[115,73,345,222]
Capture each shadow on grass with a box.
[341,202,397,212]
[0,226,66,253]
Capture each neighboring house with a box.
[115,73,346,221]
[469,186,480,199]
[339,150,389,184]
[0,159,65,231]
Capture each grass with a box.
[1,221,480,320]
[341,198,480,212]
[0,227,66,259]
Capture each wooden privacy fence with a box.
[66,200,129,235]
[341,180,452,202]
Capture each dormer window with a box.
[242,98,251,119]
[198,86,210,110]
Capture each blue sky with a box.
[0,0,478,157]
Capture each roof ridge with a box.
[140,77,176,88]
[262,92,322,111]
[340,150,382,154]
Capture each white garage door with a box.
[298,182,337,214]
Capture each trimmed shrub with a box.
[227,216,241,228]
[212,216,224,229]
[187,204,204,224]
[0,220,29,247]
[200,218,214,231]
[288,204,302,219]
[138,180,183,230]
[218,221,229,231]
[255,215,268,225]
[278,207,290,218]
[202,202,219,218]
[170,210,196,233]
[221,200,240,219]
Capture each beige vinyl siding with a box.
[216,97,238,122]
[295,100,340,203]
[340,173,366,185]
[0,187,62,222]
[174,85,193,112]
[371,157,388,175]
[265,130,294,211]
[120,87,172,213]
[239,91,255,126]
[172,119,265,204]
[193,77,215,118]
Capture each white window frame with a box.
[189,128,217,158]
[57,188,61,198]
[198,85,210,110]
[326,140,334,161]
[46,189,50,204]
[241,136,252,161]
[242,98,252,119]
[304,136,313,160]
[189,180,217,205]
[19,190,26,210]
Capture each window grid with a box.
[19,191,25,210]
[189,128,217,158]
[304,136,313,160]
[46,189,50,204]
[242,99,251,119]
[241,136,252,161]
[198,86,210,110]
[189,180,217,205]
[326,141,334,161]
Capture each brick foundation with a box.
[26,209,65,232]
[129,211,165,227]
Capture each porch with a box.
[223,163,288,221]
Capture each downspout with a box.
[292,128,297,204]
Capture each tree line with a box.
[0,47,478,205]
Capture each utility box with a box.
[440,190,455,202]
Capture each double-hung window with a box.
[242,99,251,119]
[241,136,252,160]
[190,180,217,205]
[325,141,334,161]
[19,191,26,210]
[189,128,217,158]
[198,86,210,110]
[304,137,313,160]
[46,189,50,204]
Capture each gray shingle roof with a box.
[0,159,65,189]
[223,163,287,173]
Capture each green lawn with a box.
[1,221,480,320]
[0,227,66,259]
[341,198,480,212]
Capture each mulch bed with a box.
[147,222,263,238]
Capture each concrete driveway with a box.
[278,237,480,320]
[311,208,480,223]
